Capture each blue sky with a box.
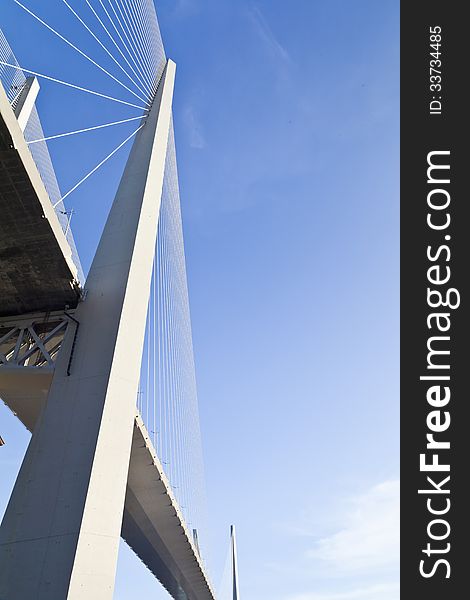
[0,1,399,599]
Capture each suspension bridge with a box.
[0,2,239,599]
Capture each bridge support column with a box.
[0,60,175,600]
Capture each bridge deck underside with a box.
[123,415,213,600]
[0,97,80,318]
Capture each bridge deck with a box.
[0,83,81,318]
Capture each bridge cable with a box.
[27,115,145,144]
[170,218,184,512]
[139,134,210,549]
[0,61,147,110]
[54,122,145,204]
[127,0,158,93]
[161,207,171,474]
[139,0,164,95]
[12,0,150,106]
[162,146,195,526]
[125,0,160,82]
[95,0,150,88]
[161,168,180,514]
[60,0,150,100]
[93,109,209,562]
[105,0,149,80]
[124,0,158,79]
[169,188,189,517]
[108,0,153,84]
[175,184,194,523]
[84,0,153,96]
[158,218,166,464]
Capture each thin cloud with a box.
[308,480,399,573]
[247,5,291,64]
[282,483,399,600]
